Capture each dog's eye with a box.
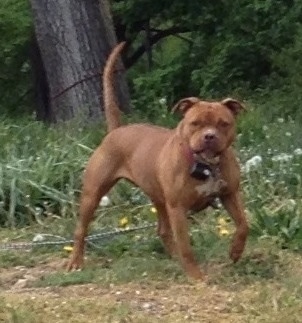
[190,120,200,127]
[219,120,230,128]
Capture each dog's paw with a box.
[229,247,244,263]
[185,265,205,280]
[66,256,83,272]
[190,271,205,281]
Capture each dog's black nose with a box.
[204,131,216,141]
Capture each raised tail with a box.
[102,42,126,132]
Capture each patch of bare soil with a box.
[0,258,244,323]
[0,257,65,290]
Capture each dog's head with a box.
[172,97,245,160]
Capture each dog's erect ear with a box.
[171,97,200,115]
[221,98,246,116]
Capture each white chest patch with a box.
[195,177,226,196]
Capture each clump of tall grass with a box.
[0,118,104,227]
[237,107,302,248]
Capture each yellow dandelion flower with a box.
[150,207,157,213]
[219,228,230,236]
[119,216,129,227]
[217,217,228,226]
[63,246,73,252]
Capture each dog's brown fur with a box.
[67,42,249,280]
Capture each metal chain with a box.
[0,222,156,251]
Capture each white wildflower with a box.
[293,148,302,156]
[159,97,167,105]
[244,155,262,172]
[35,207,42,215]
[33,234,44,242]
[100,196,110,207]
[285,132,292,137]
[277,118,284,123]
[272,153,293,162]
[287,199,297,212]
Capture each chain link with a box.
[0,222,156,251]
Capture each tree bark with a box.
[30,0,129,123]
[29,33,51,122]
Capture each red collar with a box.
[180,142,195,166]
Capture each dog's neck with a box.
[179,141,221,181]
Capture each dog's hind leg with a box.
[67,149,119,271]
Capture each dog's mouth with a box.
[192,148,220,164]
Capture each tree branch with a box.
[124,26,191,68]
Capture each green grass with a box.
[0,107,301,252]
[0,107,301,321]
[0,108,301,238]
[0,117,105,227]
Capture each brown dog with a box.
[67,42,249,280]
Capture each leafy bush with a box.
[189,0,302,97]
[126,0,302,118]
[0,0,32,115]
[2,0,302,119]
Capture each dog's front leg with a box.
[221,191,249,262]
[166,204,204,280]
[155,203,177,257]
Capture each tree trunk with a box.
[30,0,129,123]
[30,33,51,123]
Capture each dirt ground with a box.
[0,258,247,323]
[1,246,302,323]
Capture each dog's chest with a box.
[195,177,226,197]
